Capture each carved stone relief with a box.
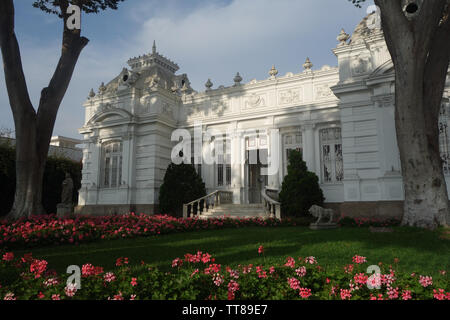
[278,88,302,105]
[315,84,334,100]
[244,93,266,109]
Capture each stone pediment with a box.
[87,108,133,125]
[369,60,394,78]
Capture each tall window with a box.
[215,138,231,186]
[283,132,303,176]
[320,128,343,183]
[439,104,450,175]
[191,139,202,178]
[102,141,123,188]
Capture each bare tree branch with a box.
[36,0,89,157]
[0,0,35,120]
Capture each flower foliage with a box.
[0,250,448,300]
[0,214,300,250]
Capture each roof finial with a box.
[303,57,313,71]
[269,65,278,79]
[152,40,156,54]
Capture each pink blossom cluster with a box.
[352,255,367,264]
[81,263,103,277]
[284,257,296,268]
[227,280,240,300]
[419,275,433,288]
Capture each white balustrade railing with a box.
[261,188,281,220]
[183,190,234,218]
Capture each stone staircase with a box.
[199,203,267,219]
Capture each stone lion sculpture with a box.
[308,205,334,224]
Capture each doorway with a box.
[246,149,268,203]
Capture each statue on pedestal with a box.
[61,172,74,204]
[308,205,338,230]
[57,172,74,217]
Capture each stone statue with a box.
[61,172,74,205]
[308,204,334,224]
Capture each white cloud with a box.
[0,0,373,138]
[130,0,370,89]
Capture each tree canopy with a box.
[32,0,125,16]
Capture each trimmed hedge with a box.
[279,150,324,217]
[158,162,206,217]
[0,142,82,216]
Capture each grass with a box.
[9,226,449,276]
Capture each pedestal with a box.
[309,223,338,230]
[57,203,74,218]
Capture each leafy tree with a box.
[159,163,207,217]
[0,0,125,219]
[279,150,324,217]
[348,0,450,229]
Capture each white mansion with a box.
[76,13,450,218]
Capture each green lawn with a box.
[12,226,449,275]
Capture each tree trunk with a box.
[8,112,47,219]
[0,0,88,219]
[394,65,449,229]
[375,0,450,229]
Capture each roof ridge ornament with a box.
[88,88,95,99]
[337,28,350,46]
[98,82,106,94]
[269,65,278,79]
[303,57,313,72]
[205,78,213,91]
[233,72,242,86]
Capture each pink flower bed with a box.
[0,249,448,300]
[0,214,297,249]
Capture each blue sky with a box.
[0,0,374,139]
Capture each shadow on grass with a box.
[10,226,448,275]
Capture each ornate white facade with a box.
[76,14,450,217]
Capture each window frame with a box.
[101,140,123,189]
[319,127,343,184]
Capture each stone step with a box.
[198,204,267,219]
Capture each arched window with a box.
[102,141,123,188]
[320,128,343,183]
[439,104,450,175]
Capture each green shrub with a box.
[279,150,324,217]
[158,163,206,217]
[0,143,15,217]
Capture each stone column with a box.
[278,131,284,186]
[267,128,280,190]
[122,130,135,205]
[373,95,399,173]
[302,123,316,173]
[240,133,246,203]
[231,131,242,203]
[89,135,101,205]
